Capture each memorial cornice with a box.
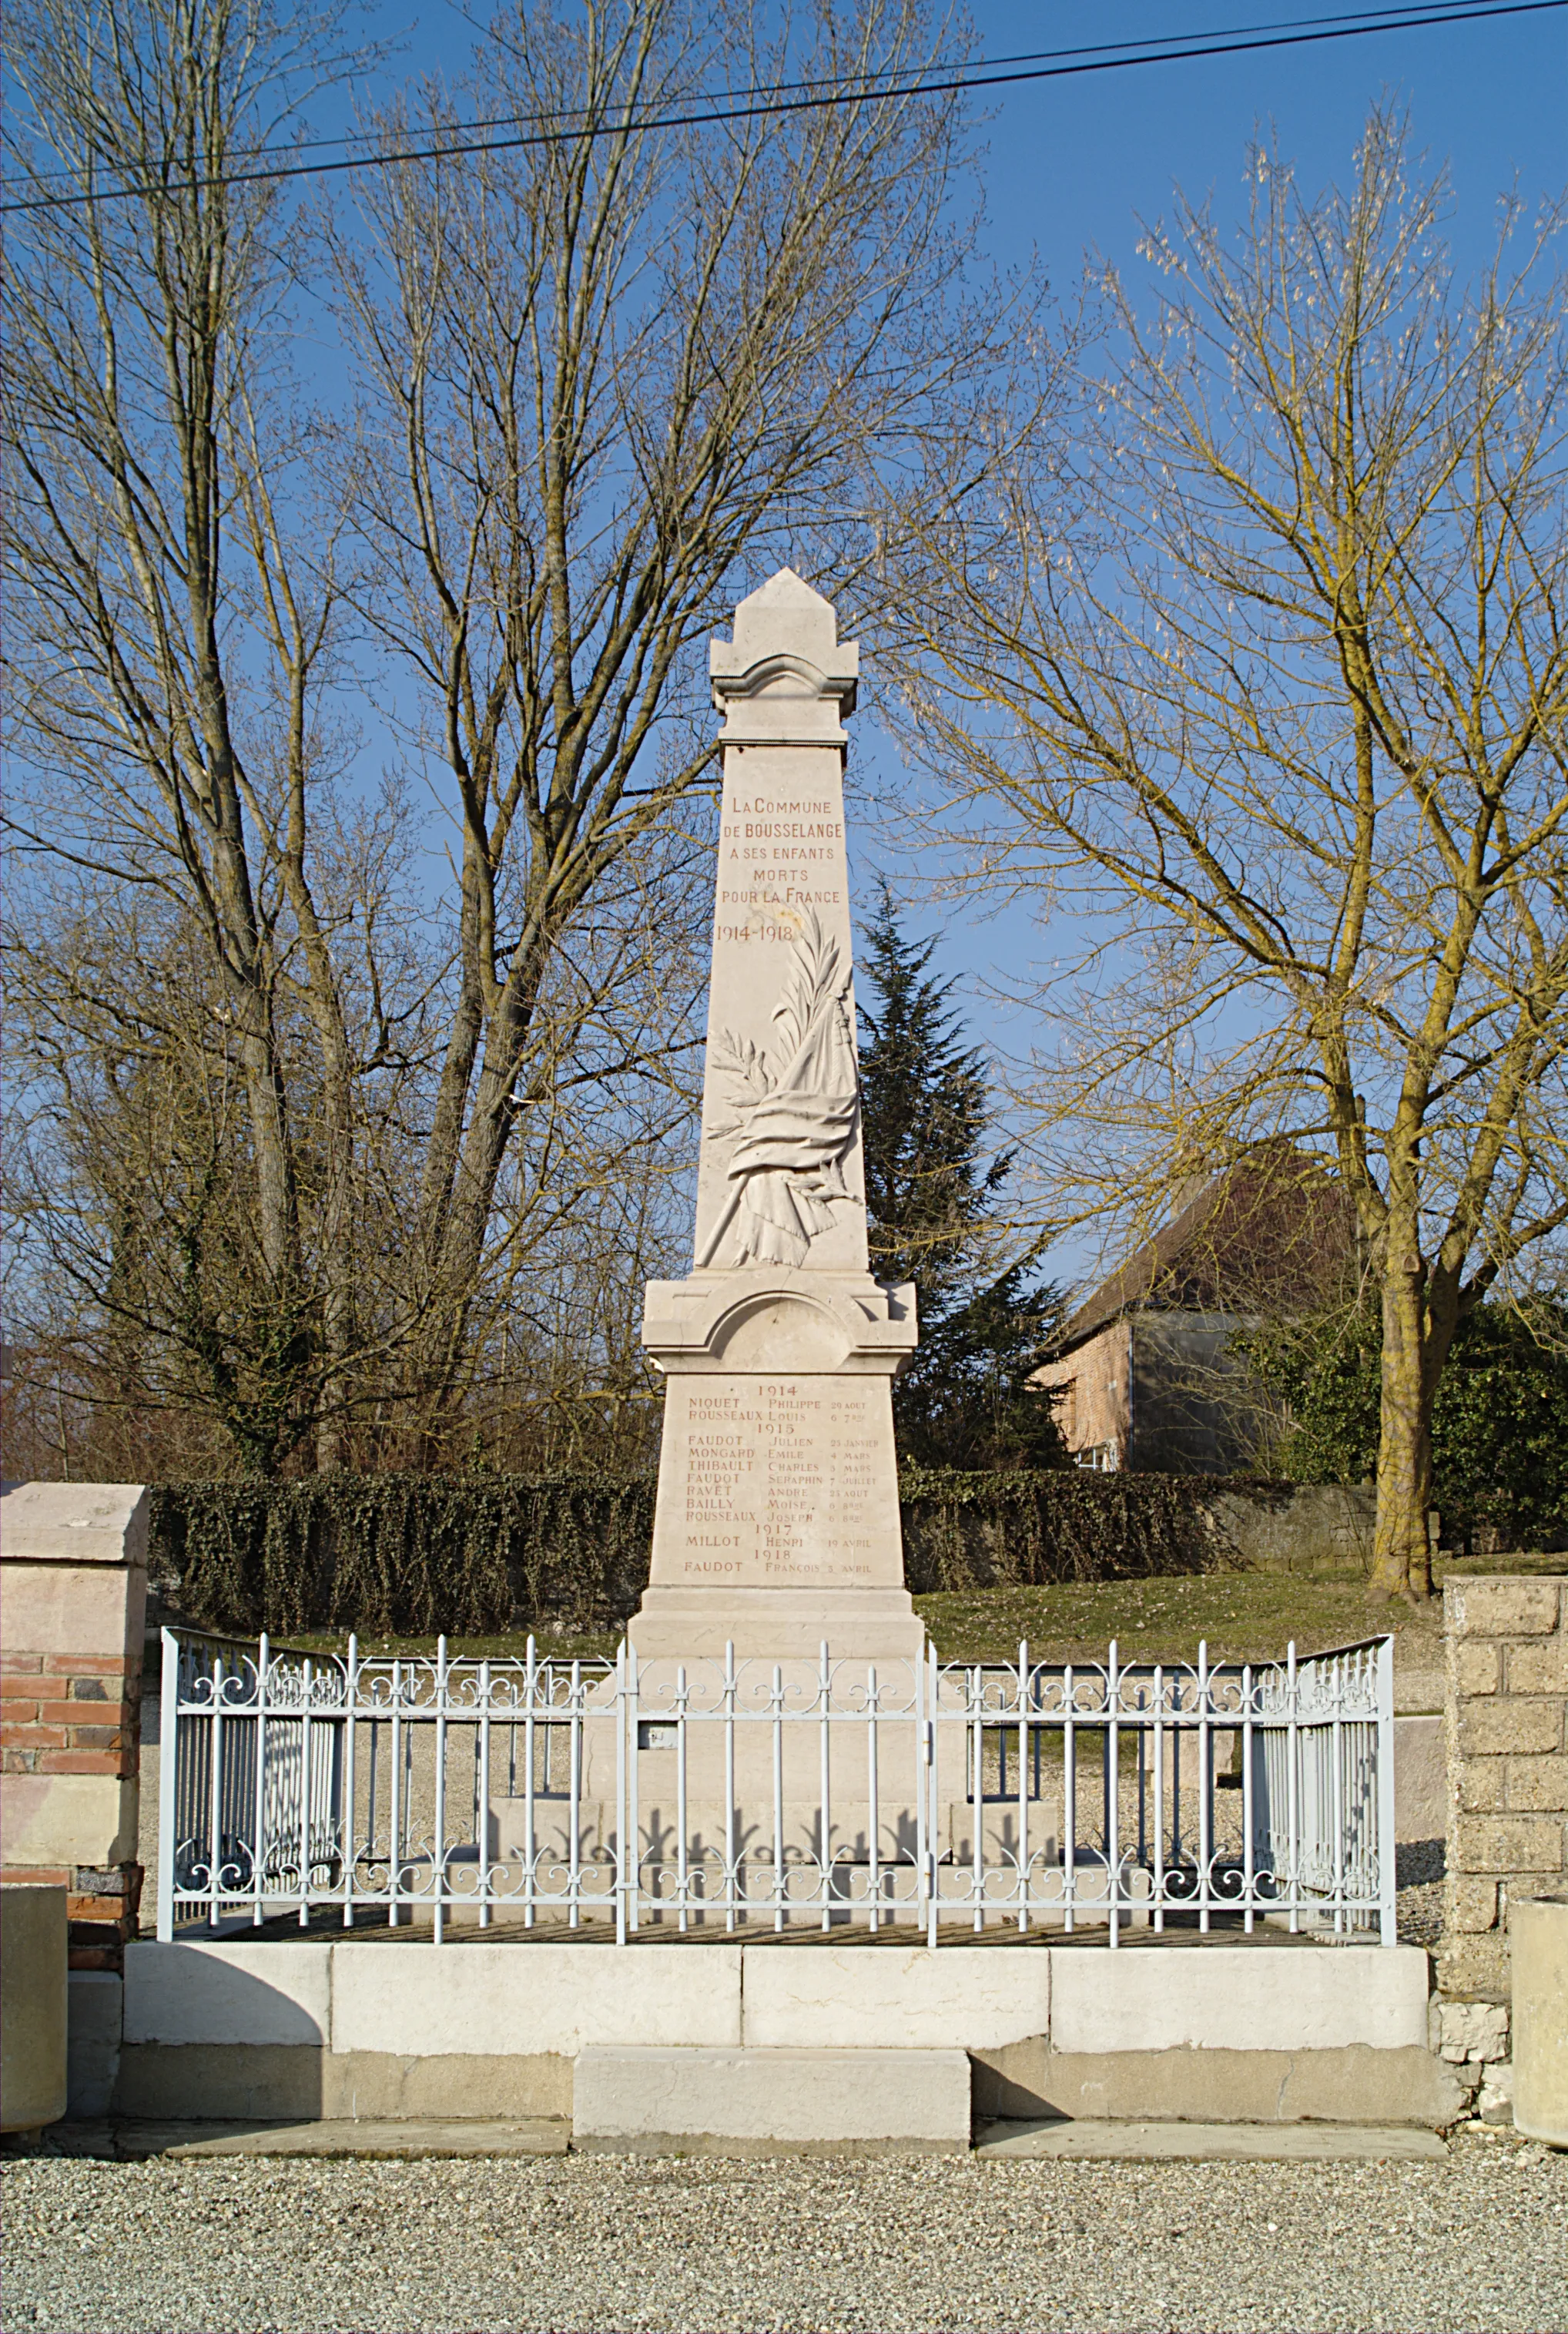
[642,1269,917,1377]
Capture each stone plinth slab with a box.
[115,2118,569,2158]
[329,1941,742,2057]
[571,2044,970,2154]
[1050,1942,1431,2054]
[970,2039,1463,2128]
[629,1584,923,1662]
[974,2118,1447,2161]
[125,1940,331,2046]
[741,1941,1049,2049]
[0,1885,68,2131]
[66,1970,122,2118]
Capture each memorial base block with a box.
[628,1585,923,1663]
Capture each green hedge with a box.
[146,1467,1253,1638]
[147,1475,655,1638]
[896,1466,1240,1591]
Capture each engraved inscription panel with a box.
[651,1375,903,1589]
[714,785,846,938]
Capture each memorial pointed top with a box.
[710,568,858,709]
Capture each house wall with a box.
[1032,1323,1131,1468]
[1034,1310,1261,1474]
[1130,1313,1258,1473]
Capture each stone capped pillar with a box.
[634,571,921,1661]
[0,1483,148,1968]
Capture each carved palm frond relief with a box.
[699,910,861,1269]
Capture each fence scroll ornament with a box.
[696,907,860,1269]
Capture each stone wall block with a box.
[1458,1761,1508,1813]
[0,1566,144,1665]
[1454,1642,1501,1697]
[1457,1699,1563,1757]
[1507,1642,1568,1695]
[1448,1876,1499,1933]
[1439,1936,1509,1997]
[1454,1815,1563,1873]
[1449,1580,1562,1638]
[1437,2000,1509,2062]
[1507,1756,1568,1813]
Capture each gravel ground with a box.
[4,2126,1563,2334]
[1393,1839,1446,1950]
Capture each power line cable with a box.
[2,1,1512,184]
[3,0,1561,216]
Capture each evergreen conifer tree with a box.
[857,885,1066,1470]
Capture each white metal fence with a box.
[157,1628,1396,1946]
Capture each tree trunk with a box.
[1371,1258,1435,1599]
[418,942,553,1433]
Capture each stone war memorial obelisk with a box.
[632,569,923,1665]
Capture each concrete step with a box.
[39,2111,1451,2163]
[573,2045,970,2155]
[52,2119,568,2160]
[975,2118,1448,2162]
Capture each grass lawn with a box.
[919,1547,1562,1671]
[170,1548,1563,1677]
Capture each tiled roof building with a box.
[1032,1141,1359,1473]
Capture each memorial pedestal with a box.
[635,1267,920,1664]
[609,572,935,1868]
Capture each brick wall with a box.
[1032,1321,1132,1466]
[0,1653,142,1965]
[1442,1574,1567,1997]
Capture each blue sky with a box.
[318,3,1565,993]
[21,5,1557,1286]
[836,1,1565,1274]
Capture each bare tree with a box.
[1,806,709,1476]
[890,108,1568,1596]
[5,0,1024,1473]
[2,0,402,1467]
[2,850,431,1473]
[329,0,1022,1447]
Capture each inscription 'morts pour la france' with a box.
[688,575,870,1283]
